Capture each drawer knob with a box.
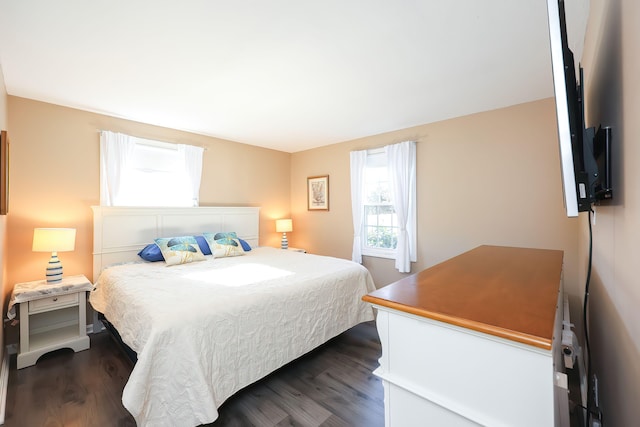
[53,297,58,302]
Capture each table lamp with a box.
[32,228,76,284]
[275,219,292,250]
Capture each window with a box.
[100,131,204,207]
[350,141,416,272]
[362,150,398,257]
[116,142,193,206]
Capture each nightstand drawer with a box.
[28,293,79,313]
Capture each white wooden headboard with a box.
[91,206,261,281]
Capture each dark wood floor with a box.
[3,321,384,427]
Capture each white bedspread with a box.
[90,247,376,426]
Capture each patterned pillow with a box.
[203,232,246,258]
[138,236,212,261]
[154,236,206,266]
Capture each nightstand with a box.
[287,247,306,253]
[8,275,93,369]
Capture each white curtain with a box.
[350,149,367,264]
[100,131,136,206]
[386,140,417,273]
[180,144,204,206]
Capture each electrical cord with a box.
[583,208,593,427]
[583,208,604,426]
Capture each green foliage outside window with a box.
[366,225,397,249]
[363,162,398,251]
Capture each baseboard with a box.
[0,349,10,425]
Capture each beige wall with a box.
[6,96,291,291]
[580,0,639,425]
[292,98,581,300]
[0,65,7,355]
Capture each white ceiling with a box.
[0,0,589,153]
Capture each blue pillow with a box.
[138,244,164,262]
[195,235,212,255]
[239,238,252,252]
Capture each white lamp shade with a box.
[32,228,76,252]
[275,219,293,233]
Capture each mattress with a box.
[90,247,376,426]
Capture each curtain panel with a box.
[350,150,367,264]
[100,131,136,206]
[386,140,417,273]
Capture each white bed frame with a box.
[91,206,260,282]
[90,206,375,425]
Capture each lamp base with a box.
[281,233,289,250]
[46,252,63,284]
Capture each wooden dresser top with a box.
[363,245,564,350]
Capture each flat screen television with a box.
[546,0,612,217]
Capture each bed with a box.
[89,206,376,427]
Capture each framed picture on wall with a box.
[307,175,329,211]
[0,130,8,215]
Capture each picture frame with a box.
[307,175,329,211]
[0,130,8,215]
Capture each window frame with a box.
[360,149,397,260]
[99,131,203,207]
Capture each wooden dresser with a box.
[363,245,568,427]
